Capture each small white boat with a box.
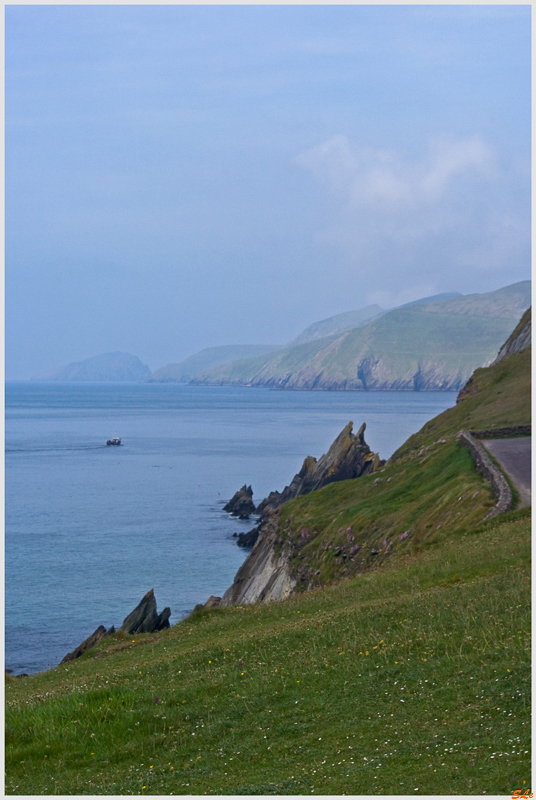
[106,437,121,446]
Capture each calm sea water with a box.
[5,382,457,674]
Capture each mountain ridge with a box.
[193,281,530,392]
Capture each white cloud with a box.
[294,134,529,296]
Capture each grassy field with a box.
[5,343,531,795]
[5,510,531,796]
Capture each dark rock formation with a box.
[192,595,222,613]
[257,422,381,515]
[120,589,171,634]
[236,528,260,548]
[61,625,115,663]
[204,595,222,609]
[223,484,256,518]
[222,422,383,605]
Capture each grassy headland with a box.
[5,343,530,795]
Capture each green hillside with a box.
[6,324,530,796]
[192,335,342,386]
[148,345,281,383]
[287,303,384,346]
[194,281,530,391]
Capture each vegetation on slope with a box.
[5,513,530,795]
[148,345,281,384]
[394,346,531,460]
[258,340,530,594]
[193,281,530,391]
[6,309,531,796]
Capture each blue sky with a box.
[6,5,531,378]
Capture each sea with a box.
[5,382,457,675]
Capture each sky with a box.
[5,4,531,379]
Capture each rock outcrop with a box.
[120,589,171,634]
[222,422,382,606]
[492,306,531,364]
[223,485,256,519]
[221,513,296,606]
[257,422,381,515]
[61,625,115,663]
[458,307,531,404]
[59,590,170,666]
[235,528,261,548]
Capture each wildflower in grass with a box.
[400,532,409,541]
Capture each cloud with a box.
[294,134,529,296]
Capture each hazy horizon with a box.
[6,5,531,379]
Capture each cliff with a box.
[193,281,530,392]
[256,422,380,514]
[221,310,531,608]
[147,344,281,383]
[221,421,382,605]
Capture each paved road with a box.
[482,437,531,508]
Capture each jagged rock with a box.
[223,422,383,605]
[223,484,256,518]
[192,595,222,613]
[257,422,381,515]
[221,512,296,606]
[61,625,115,664]
[236,527,260,548]
[120,589,171,634]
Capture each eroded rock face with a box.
[61,625,115,663]
[223,484,256,518]
[222,422,382,606]
[221,513,295,606]
[257,422,381,515]
[121,589,171,634]
[492,307,531,364]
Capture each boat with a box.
[106,437,121,446]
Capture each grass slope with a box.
[192,335,341,385]
[195,281,530,389]
[6,333,531,796]
[148,345,281,383]
[5,514,530,795]
[394,347,531,459]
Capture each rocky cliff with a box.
[193,281,530,392]
[492,307,531,364]
[257,422,380,514]
[457,307,531,404]
[221,422,382,606]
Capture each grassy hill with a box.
[6,326,530,796]
[194,281,530,391]
[287,303,384,346]
[148,345,281,383]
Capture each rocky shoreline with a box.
[204,421,384,609]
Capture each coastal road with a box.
[482,437,531,509]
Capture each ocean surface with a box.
[5,382,457,675]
